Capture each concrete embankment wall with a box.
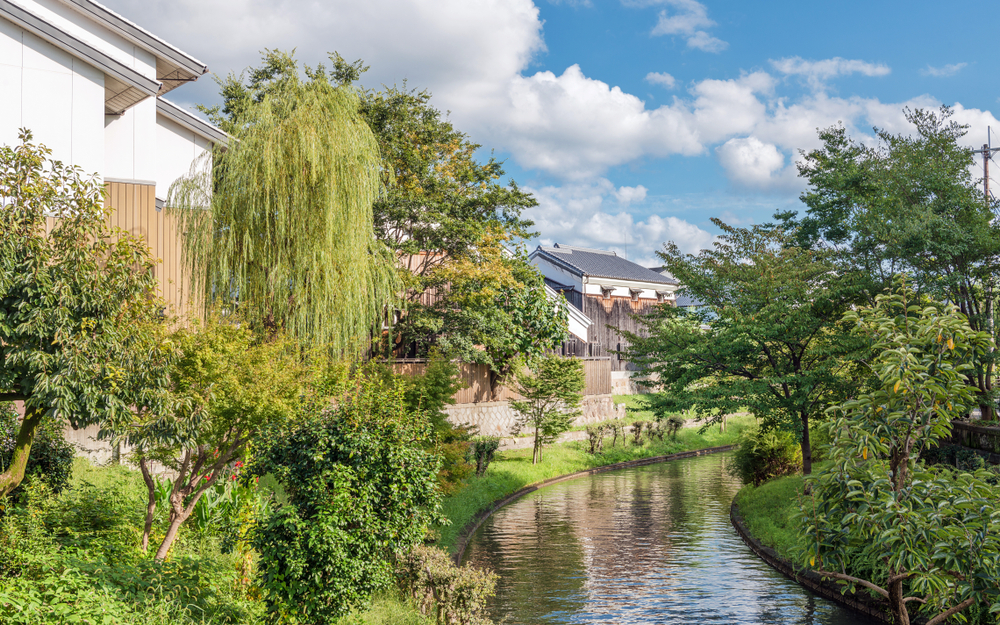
[444,394,626,437]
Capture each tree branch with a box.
[925,597,976,625]
[814,570,889,599]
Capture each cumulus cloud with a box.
[526,180,716,264]
[645,71,677,88]
[647,0,728,52]
[771,56,890,90]
[716,137,798,190]
[921,63,968,77]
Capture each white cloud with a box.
[642,0,728,53]
[614,185,648,205]
[526,180,716,265]
[771,56,890,90]
[716,137,797,190]
[921,63,967,77]
[645,71,677,89]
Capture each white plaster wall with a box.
[155,113,212,197]
[567,313,589,342]
[0,19,104,174]
[12,0,157,78]
[530,255,584,290]
[104,95,156,181]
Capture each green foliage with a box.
[248,372,443,622]
[398,243,568,399]
[468,437,500,478]
[780,106,1000,418]
[0,461,262,625]
[728,425,802,486]
[0,404,73,501]
[0,131,170,497]
[800,279,1000,625]
[173,50,399,351]
[133,318,304,560]
[733,471,809,559]
[396,545,496,625]
[624,221,867,474]
[398,351,464,434]
[510,356,585,465]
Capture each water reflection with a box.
[462,453,862,624]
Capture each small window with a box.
[629,288,642,302]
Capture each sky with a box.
[104,0,1000,267]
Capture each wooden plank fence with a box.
[391,357,612,404]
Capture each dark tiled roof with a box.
[543,277,575,291]
[533,244,678,286]
[675,294,705,308]
[645,265,681,286]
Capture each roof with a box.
[156,98,229,146]
[56,0,208,96]
[0,0,158,113]
[646,266,680,286]
[675,294,705,308]
[532,244,679,286]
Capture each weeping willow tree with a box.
[168,51,399,351]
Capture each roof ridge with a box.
[553,243,617,256]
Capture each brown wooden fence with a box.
[391,357,612,404]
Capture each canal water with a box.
[461,452,861,624]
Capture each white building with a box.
[0,0,226,314]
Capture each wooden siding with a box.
[391,357,612,404]
[581,294,663,371]
[103,181,192,318]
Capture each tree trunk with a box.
[139,457,157,552]
[888,577,910,625]
[533,428,541,465]
[800,411,812,476]
[0,406,45,497]
[155,509,191,561]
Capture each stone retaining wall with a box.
[944,419,1000,464]
[444,394,626,437]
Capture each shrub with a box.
[249,372,443,622]
[728,425,801,486]
[585,425,605,454]
[468,437,500,478]
[631,420,648,444]
[396,545,496,625]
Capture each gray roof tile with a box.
[533,244,679,286]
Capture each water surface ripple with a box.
[461,452,861,624]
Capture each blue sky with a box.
[105,0,1000,265]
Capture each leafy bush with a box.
[0,403,74,501]
[249,373,443,622]
[728,425,801,486]
[468,437,500,477]
[396,545,497,625]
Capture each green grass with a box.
[732,461,831,559]
[436,414,754,552]
[341,592,431,625]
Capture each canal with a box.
[461,452,861,624]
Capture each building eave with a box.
[156,97,229,146]
[0,0,158,113]
[55,0,208,96]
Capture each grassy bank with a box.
[732,472,806,559]
[437,414,754,552]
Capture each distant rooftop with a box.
[533,244,679,286]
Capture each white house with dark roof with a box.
[1,0,226,316]
[530,244,679,377]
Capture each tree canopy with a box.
[172,50,399,351]
[623,220,865,474]
[779,106,1000,417]
[0,132,170,497]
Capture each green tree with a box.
[623,221,865,474]
[170,50,399,351]
[779,106,1000,418]
[248,372,442,622]
[800,279,1000,625]
[401,241,569,399]
[0,132,170,497]
[510,355,585,464]
[132,318,304,560]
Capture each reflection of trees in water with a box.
[464,453,854,625]
[464,494,587,622]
